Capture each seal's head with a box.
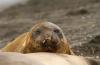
[1,21,73,54]
[24,22,73,54]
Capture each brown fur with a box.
[1,21,73,54]
[0,52,99,65]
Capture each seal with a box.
[1,21,73,54]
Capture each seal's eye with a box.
[32,28,43,38]
[54,29,60,33]
[35,28,42,34]
[54,29,63,38]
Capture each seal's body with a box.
[1,22,73,54]
[0,52,99,65]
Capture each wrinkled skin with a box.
[1,21,73,54]
[0,52,100,65]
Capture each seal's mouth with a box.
[41,38,59,52]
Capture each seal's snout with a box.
[41,39,58,52]
[41,32,59,52]
[42,39,52,48]
[45,31,59,44]
[46,30,60,40]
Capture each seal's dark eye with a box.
[35,29,42,34]
[32,28,42,38]
[54,29,63,38]
[54,29,60,33]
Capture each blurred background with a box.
[0,0,100,58]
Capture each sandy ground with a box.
[0,0,100,58]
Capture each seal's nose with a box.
[43,32,59,46]
[41,31,60,52]
[45,35,52,40]
[45,31,52,40]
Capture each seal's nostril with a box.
[45,35,52,40]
